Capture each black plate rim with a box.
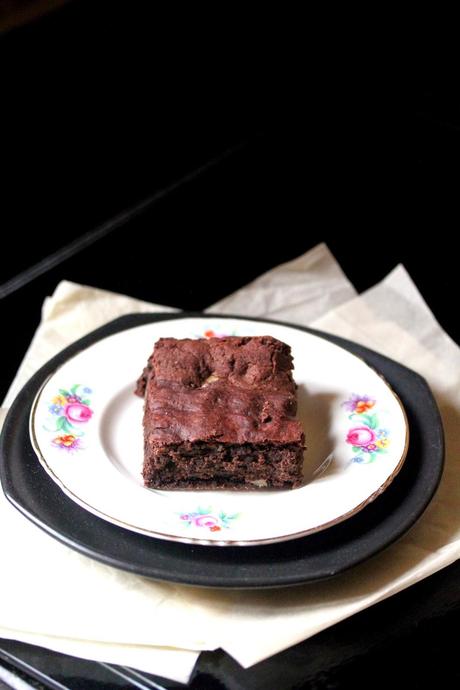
[0,312,445,588]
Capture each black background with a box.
[2,4,459,400]
[1,4,460,688]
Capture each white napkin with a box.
[209,241,357,322]
[1,243,459,680]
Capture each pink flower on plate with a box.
[193,514,220,529]
[346,426,376,447]
[64,402,93,423]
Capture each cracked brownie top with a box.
[137,336,305,446]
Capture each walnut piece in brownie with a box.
[135,336,305,489]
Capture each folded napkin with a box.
[1,243,459,683]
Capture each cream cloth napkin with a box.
[1,243,459,681]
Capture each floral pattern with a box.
[44,384,93,451]
[179,507,239,532]
[52,434,82,450]
[342,394,390,464]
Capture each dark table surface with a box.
[1,4,460,688]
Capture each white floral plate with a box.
[30,317,409,546]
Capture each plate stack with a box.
[0,315,444,588]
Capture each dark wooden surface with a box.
[1,4,459,688]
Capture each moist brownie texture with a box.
[135,336,305,489]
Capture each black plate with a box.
[0,313,444,589]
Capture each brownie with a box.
[135,336,305,489]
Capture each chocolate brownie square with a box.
[135,336,305,489]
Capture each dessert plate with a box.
[0,314,443,587]
[26,316,409,546]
